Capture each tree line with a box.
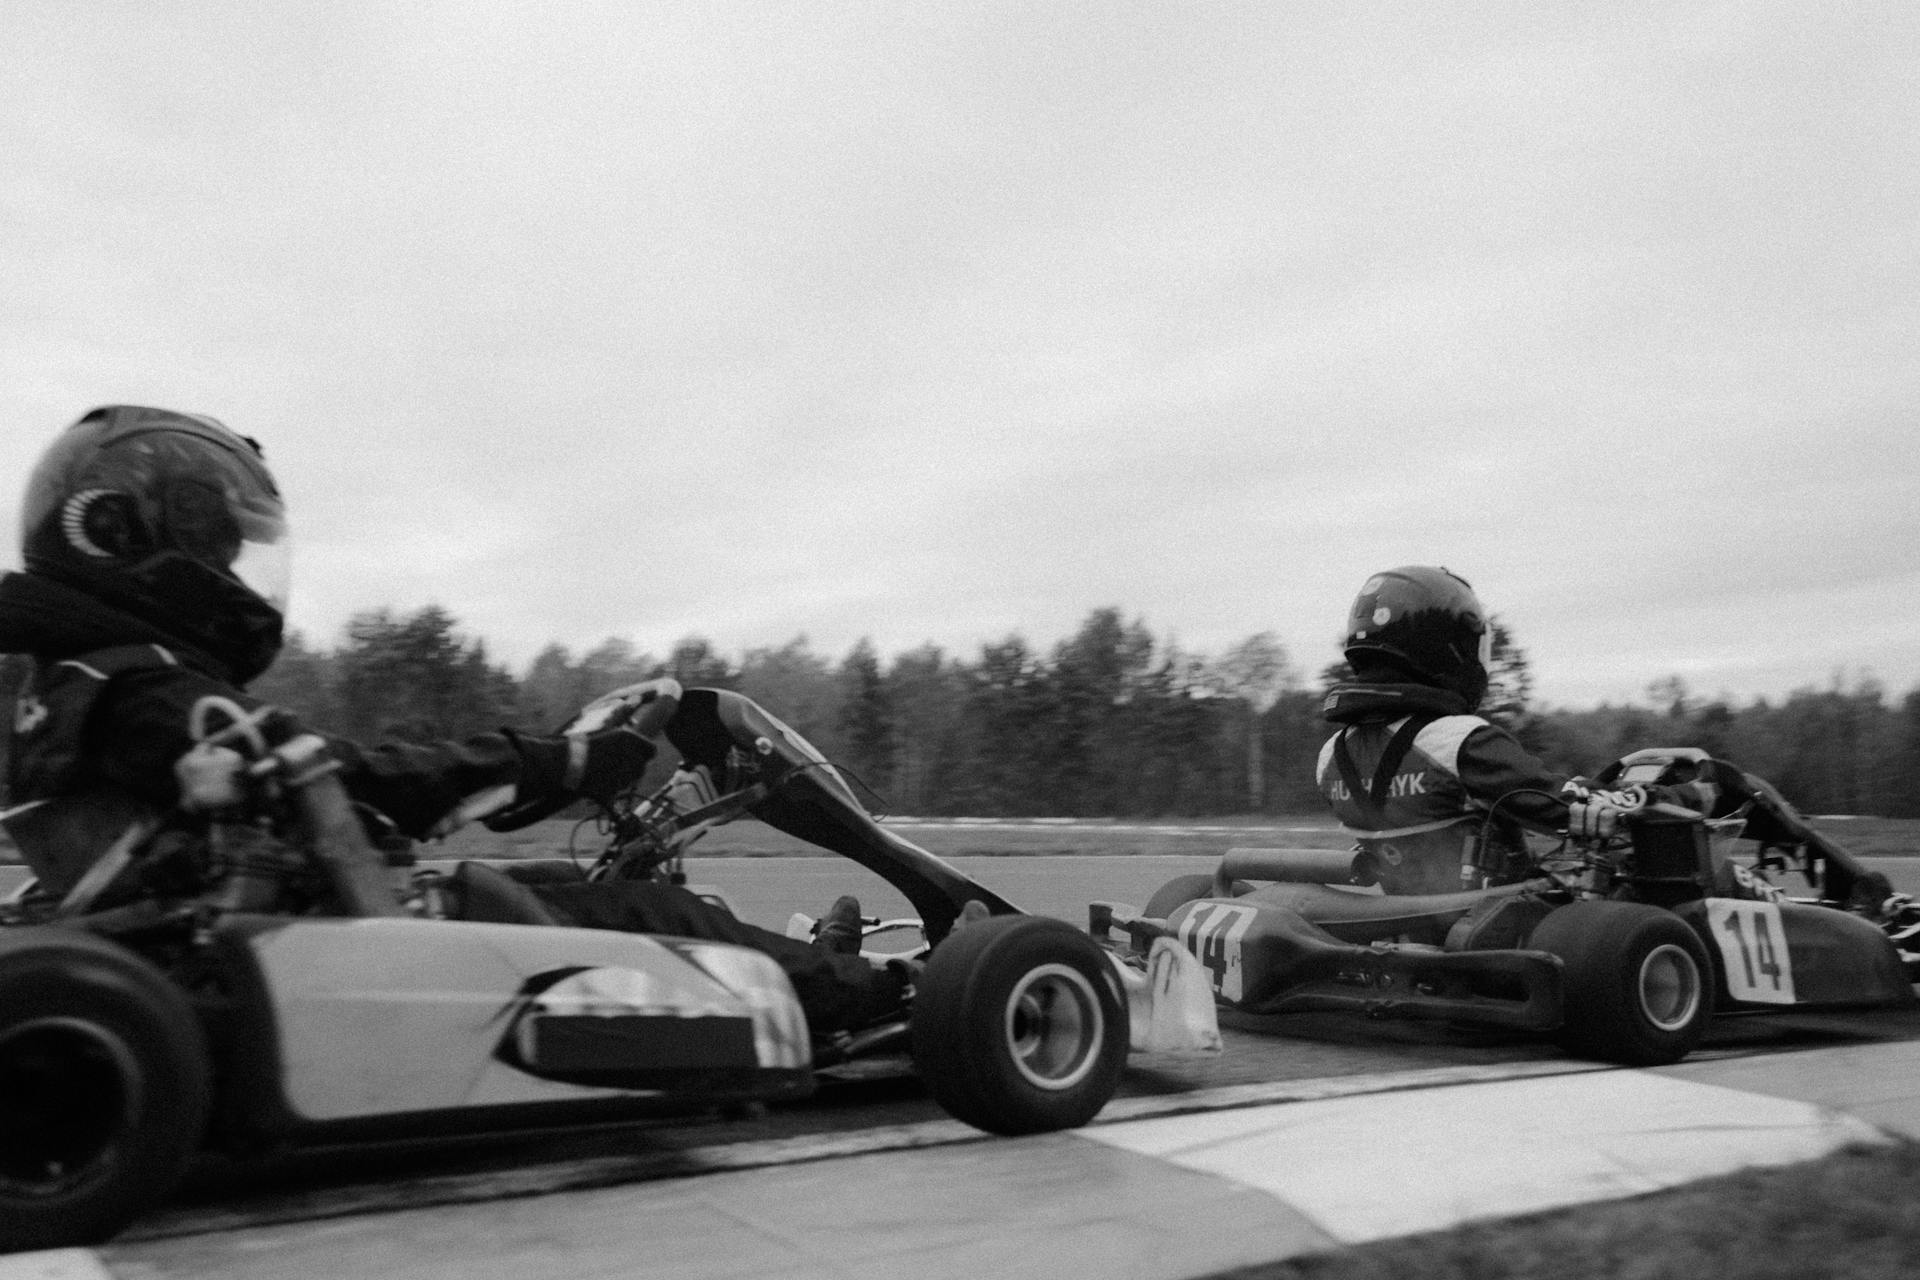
[6,604,1920,818]
[245,606,1316,817]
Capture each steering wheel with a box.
[557,678,683,738]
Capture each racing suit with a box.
[1316,680,1571,894]
[1318,677,1893,911]
[0,569,898,1031]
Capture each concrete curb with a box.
[6,1042,1914,1280]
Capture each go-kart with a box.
[475,682,1215,1108]
[0,680,1216,1251]
[1092,747,1919,1069]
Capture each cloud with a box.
[1,2,1916,709]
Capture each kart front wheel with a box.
[0,929,212,1250]
[1529,901,1713,1066]
[910,915,1127,1135]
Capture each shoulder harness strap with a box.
[1333,714,1439,826]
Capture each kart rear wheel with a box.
[910,915,1127,1135]
[1143,874,1252,921]
[0,928,211,1250]
[1529,901,1712,1066]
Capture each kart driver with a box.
[0,405,901,1032]
[1318,565,1721,895]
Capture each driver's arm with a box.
[326,725,656,840]
[1452,723,1578,833]
[1456,725,1725,836]
[92,667,654,841]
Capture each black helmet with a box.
[19,406,289,681]
[1342,565,1492,706]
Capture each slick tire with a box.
[910,915,1128,1135]
[0,928,211,1250]
[1529,900,1713,1066]
[1143,874,1252,921]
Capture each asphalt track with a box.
[30,998,1920,1279]
[87,992,1920,1244]
[5,844,1920,1275]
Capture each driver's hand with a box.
[571,725,657,802]
[1567,785,1648,839]
[662,764,718,816]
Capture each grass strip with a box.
[1208,1140,1920,1280]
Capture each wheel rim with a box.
[0,1017,141,1197]
[1002,963,1104,1092]
[1638,944,1703,1032]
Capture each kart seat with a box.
[451,860,567,927]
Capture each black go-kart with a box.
[1093,747,1918,1067]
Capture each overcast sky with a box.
[3,3,1916,709]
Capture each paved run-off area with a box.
[9,1043,1920,1280]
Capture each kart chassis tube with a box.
[1094,902,1565,1030]
[1216,846,1377,891]
[1237,935,1565,1028]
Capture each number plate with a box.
[1176,901,1257,1003]
[1705,898,1796,1004]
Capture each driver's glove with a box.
[1564,783,1647,839]
[509,725,657,806]
[574,726,657,802]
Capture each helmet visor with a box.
[148,431,290,610]
[231,527,291,612]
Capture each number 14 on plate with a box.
[1705,898,1797,1004]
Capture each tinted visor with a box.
[230,528,291,612]
[144,432,289,610]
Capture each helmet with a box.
[19,406,289,681]
[1342,565,1492,706]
